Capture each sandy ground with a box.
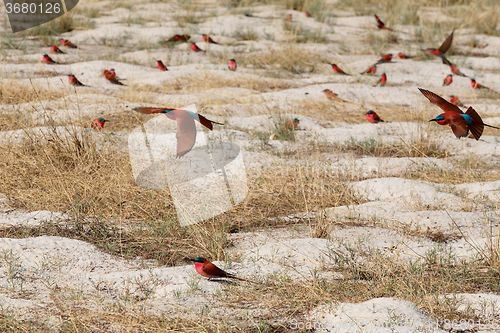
[1,0,500,331]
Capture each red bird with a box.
[109,68,117,79]
[331,64,348,75]
[286,118,300,129]
[376,54,392,64]
[228,59,237,71]
[304,11,311,17]
[470,78,488,90]
[443,58,468,77]
[49,44,65,54]
[202,34,219,45]
[449,95,464,107]
[91,117,108,130]
[360,64,377,75]
[422,30,454,64]
[42,54,57,64]
[67,74,88,87]
[366,110,384,123]
[443,74,453,86]
[190,42,205,52]
[103,70,125,85]
[58,38,77,48]
[190,257,254,283]
[323,88,342,101]
[374,15,393,31]
[397,52,413,59]
[420,88,500,140]
[157,60,168,71]
[165,34,190,43]
[374,73,387,87]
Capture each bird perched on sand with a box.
[397,52,413,59]
[190,42,205,52]
[201,34,219,45]
[157,60,168,71]
[228,59,237,71]
[420,88,500,140]
[67,74,88,87]
[422,30,454,64]
[331,64,349,75]
[366,110,384,123]
[103,70,125,85]
[91,118,108,130]
[133,107,223,157]
[42,54,57,64]
[360,64,377,75]
[376,54,392,64]
[286,118,300,129]
[443,74,453,86]
[109,68,117,79]
[323,89,342,101]
[449,95,464,107]
[58,38,77,48]
[165,34,190,43]
[49,44,65,54]
[374,14,393,31]
[190,257,255,283]
[374,73,387,87]
[304,11,311,17]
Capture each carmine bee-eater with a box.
[134,107,223,157]
[422,30,454,64]
[157,60,168,71]
[165,34,190,43]
[304,11,311,17]
[397,52,413,59]
[443,58,468,77]
[91,117,108,130]
[49,44,65,54]
[449,95,464,107]
[190,42,205,52]
[374,73,387,87]
[366,110,384,123]
[201,34,219,45]
[286,118,300,129]
[42,54,57,64]
[190,257,255,283]
[374,14,393,31]
[331,64,349,75]
[109,68,117,79]
[103,70,125,85]
[360,64,377,75]
[376,53,392,64]
[58,38,77,48]
[443,74,453,86]
[470,78,489,90]
[228,59,237,71]
[323,88,342,101]
[67,74,89,87]
[420,88,500,140]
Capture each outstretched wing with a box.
[173,110,197,157]
[418,88,463,114]
[374,14,384,27]
[133,107,176,114]
[448,116,469,138]
[439,30,454,54]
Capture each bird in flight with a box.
[419,88,500,140]
[374,14,393,31]
[133,107,223,157]
[422,30,454,64]
[202,34,220,44]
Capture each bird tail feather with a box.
[198,114,223,130]
[465,106,484,140]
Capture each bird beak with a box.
[188,258,195,262]
[429,119,437,122]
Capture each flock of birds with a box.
[29,10,500,282]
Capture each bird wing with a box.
[374,14,384,26]
[202,261,231,278]
[448,116,470,138]
[419,88,463,113]
[442,57,452,66]
[465,106,484,140]
[439,30,454,54]
[133,107,176,114]
[173,110,197,157]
